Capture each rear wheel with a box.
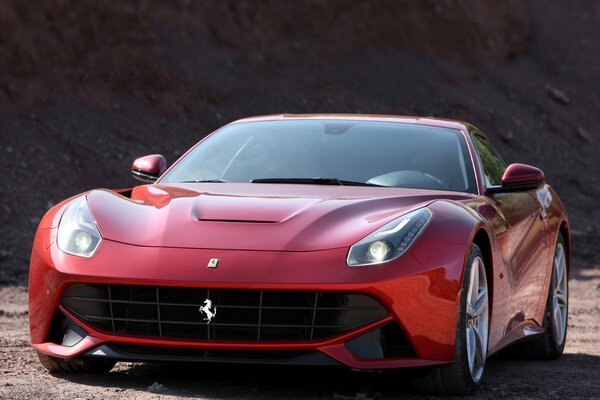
[37,351,115,373]
[411,244,489,395]
[505,234,568,359]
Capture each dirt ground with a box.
[0,260,598,399]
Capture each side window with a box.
[472,134,508,187]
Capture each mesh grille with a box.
[60,284,388,341]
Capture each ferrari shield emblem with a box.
[207,258,219,268]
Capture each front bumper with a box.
[30,230,467,370]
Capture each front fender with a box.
[392,200,491,359]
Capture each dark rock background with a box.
[1,0,599,284]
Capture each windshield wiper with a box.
[250,178,383,187]
[179,179,228,183]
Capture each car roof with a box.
[230,114,473,133]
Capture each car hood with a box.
[87,183,473,251]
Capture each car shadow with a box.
[54,352,600,399]
[569,264,600,281]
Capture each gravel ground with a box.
[0,261,598,399]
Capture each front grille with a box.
[60,284,388,341]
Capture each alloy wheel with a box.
[465,256,489,383]
[552,243,568,347]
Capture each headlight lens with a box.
[368,240,392,261]
[347,208,432,266]
[57,197,102,257]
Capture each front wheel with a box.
[411,244,490,395]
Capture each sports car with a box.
[29,114,569,394]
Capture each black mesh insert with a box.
[60,284,389,342]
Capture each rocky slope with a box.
[1,0,599,284]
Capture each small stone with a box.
[577,127,592,143]
[500,130,514,143]
[0,249,14,261]
[546,85,570,105]
[147,382,167,393]
[6,146,13,153]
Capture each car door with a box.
[471,133,550,334]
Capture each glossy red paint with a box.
[87,185,474,251]
[501,163,546,185]
[29,115,570,372]
[29,198,474,366]
[131,154,167,180]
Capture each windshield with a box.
[161,120,477,193]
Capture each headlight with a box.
[57,197,102,257]
[347,208,432,266]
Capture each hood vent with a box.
[195,218,277,224]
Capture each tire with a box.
[504,234,568,360]
[411,244,490,395]
[37,351,115,374]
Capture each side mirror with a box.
[131,154,167,183]
[488,163,545,193]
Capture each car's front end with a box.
[30,183,479,371]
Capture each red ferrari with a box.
[29,115,569,394]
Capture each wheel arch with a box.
[471,227,494,312]
[558,220,570,273]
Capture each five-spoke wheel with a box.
[551,242,568,347]
[466,255,489,383]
